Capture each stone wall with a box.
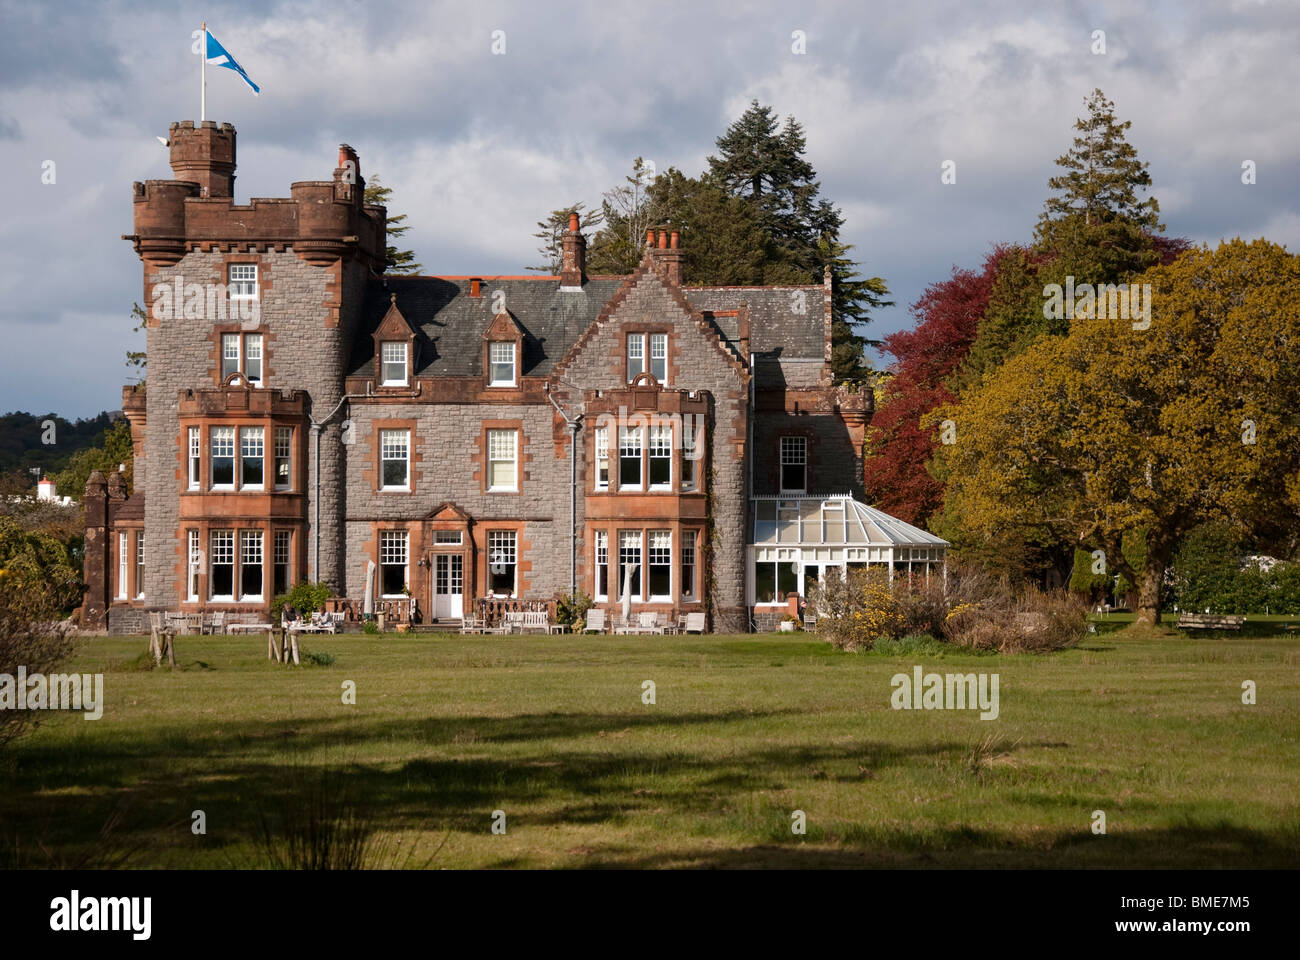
[141,249,357,604]
[556,266,752,632]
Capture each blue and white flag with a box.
[205,30,260,95]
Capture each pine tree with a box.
[364,176,422,275]
[1035,88,1164,282]
[528,203,603,274]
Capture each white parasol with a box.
[363,560,376,618]
[621,562,638,625]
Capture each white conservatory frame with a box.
[748,495,949,607]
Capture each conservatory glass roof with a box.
[751,495,949,549]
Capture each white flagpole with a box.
[200,20,207,121]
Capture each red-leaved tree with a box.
[863,247,1013,524]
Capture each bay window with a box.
[594,427,609,490]
[648,530,672,600]
[240,530,264,600]
[240,427,264,489]
[594,530,608,600]
[274,426,292,489]
[210,427,236,488]
[210,530,235,600]
[618,531,641,599]
[649,424,672,489]
[619,426,642,489]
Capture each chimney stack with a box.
[559,211,586,288]
[469,278,482,298]
[168,120,236,198]
[654,227,684,284]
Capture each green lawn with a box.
[3,631,1297,868]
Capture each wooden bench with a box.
[1176,613,1246,631]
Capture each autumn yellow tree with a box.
[932,239,1300,625]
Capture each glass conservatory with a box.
[749,495,949,606]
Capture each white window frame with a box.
[210,426,236,490]
[244,333,263,385]
[188,426,201,490]
[681,420,699,492]
[648,529,672,601]
[649,423,672,491]
[681,531,697,599]
[626,333,645,382]
[240,530,264,601]
[619,426,643,491]
[273,529,292,597]
[594,530,608,601]
[489,341,516,387]
[210,530,235,602]
[780,436,808,494]
[381,341,408,387]
[240,426,265,490]
[487,530,518,597]
[618,530,642,602]
[229,264,258,300]
[594,427,610,491]
[221,334,241,380]
[379,429,410,491]
[650,333,668,384]
[135,533,145,600]
[117,532,128,600]
[274,426,292,490]
[487,429,518,492]
[379,530,409,598]
[187,529,201,602]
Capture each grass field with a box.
[2,630,1297,868]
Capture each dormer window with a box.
[489,342,516,387]
[229,264,258,299]
[381,341,408,386]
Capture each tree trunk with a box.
[1135,544,1169,627]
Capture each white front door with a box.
[434,554,463,620]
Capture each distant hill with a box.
[0,410,121,481]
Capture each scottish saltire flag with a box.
[206,30,260,95]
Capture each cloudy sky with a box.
[1,0,1297,418]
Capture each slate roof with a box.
[348,274,827,380]
[687,286,825,359]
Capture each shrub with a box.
[943,580,1087,654]
[0,563,78,748]
[361,620,380,636]
[555,591,592,626]
[272,581,333,617]
[809,563,1086,654]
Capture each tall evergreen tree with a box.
[528,203,602,274]
[364,176,423,275]
[1035,88,1164,283]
